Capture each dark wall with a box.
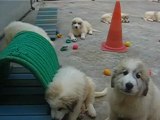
[0,0,33,32]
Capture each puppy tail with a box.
[94,88,107,98]
[92,29,101,32]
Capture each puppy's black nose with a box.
[125,82,133,90]
[75,26,78,29]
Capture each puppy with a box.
[106,58,160,120]
[69,17,95,41]
[151,0,160,2]
[101,13,129,24]
[143,11,160,22]
[2,21,53,49]
[45,66,107,120]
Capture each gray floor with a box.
[2,0,160,120]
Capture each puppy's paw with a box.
[87,104,96,118]
[105,117,110,120]
[81,36,85,40]
[88,31,93,35]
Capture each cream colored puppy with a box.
[2,21,53,49]
[69,17,94,41]
[101,13,129,24]
[143,11,160,22]
[45,66,107,120]
[106,58,160,120]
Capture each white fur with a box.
[69,17,94,41]
[106,58,160,120]
[46,66,107,120]
[101,13,129,24]
[143,11,160,22]
[2,21,54,49]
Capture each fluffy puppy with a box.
[69,17,94,41]
[45,66,107,120]
[151,0,160,2]
[2,21,53,49]
[143,11,160,22]
[106,58,160,120]
[101,13,129,24]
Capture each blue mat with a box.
[0,66,51,120]
[35,7,58,41]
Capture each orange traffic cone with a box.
[101,0,128,52]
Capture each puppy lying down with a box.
[45,66,107,120]
[101,13,129,24]
[69,17,98,42]
[143,11,160,22]
[2,21,53,50]
[106,58,160,120]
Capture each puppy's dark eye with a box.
[72,22,76,24]
[78,22,81,25]
[123,70,128,75]
[136,73,141,79]
[58,107,63,111]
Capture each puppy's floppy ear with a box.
[111,69,118,88]
[60,96,78,112]
[140,65,150,96]
[45,83,60,101]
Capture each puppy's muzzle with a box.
[125,82,133,92]
[75,26,78,29]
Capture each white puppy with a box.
[45,66,107,120]
[101,13,129,24]
[69,17,95,42]
[143,11,160,22]
[2,21,53,49]
[106,58,160,120]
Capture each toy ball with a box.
[56,34,63,38]
[124,41,131,47]
[72,43,78,50]
[103,69,112,76]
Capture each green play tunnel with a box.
[0,31,60,88]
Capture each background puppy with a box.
[2,21,53,50]
[143,11,160,22]
[46,66,107,120]
[69,17,95,41]
[106,58,160,120]
[101,13,129,24]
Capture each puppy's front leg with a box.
[68,101,82,120]
[69,32,77,42]
[81,33,86,40]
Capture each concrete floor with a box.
[4,0,160,120]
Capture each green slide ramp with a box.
[0,31,60,88]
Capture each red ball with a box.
[72,43,78,50]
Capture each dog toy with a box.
[66,39,72,43]
[71,39,77,42]
[56,34,63,38]
[72,43,78,50]
[124,41,131,47]
[60,45,68,51]
[103,69,112,76]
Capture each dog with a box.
[105,58,160,120]
[143,11,160,22]
[1,21,53,50]
[150,0,160,2]
[45,66,107,120]
[101,13,129,24]
[69,17,96,42]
